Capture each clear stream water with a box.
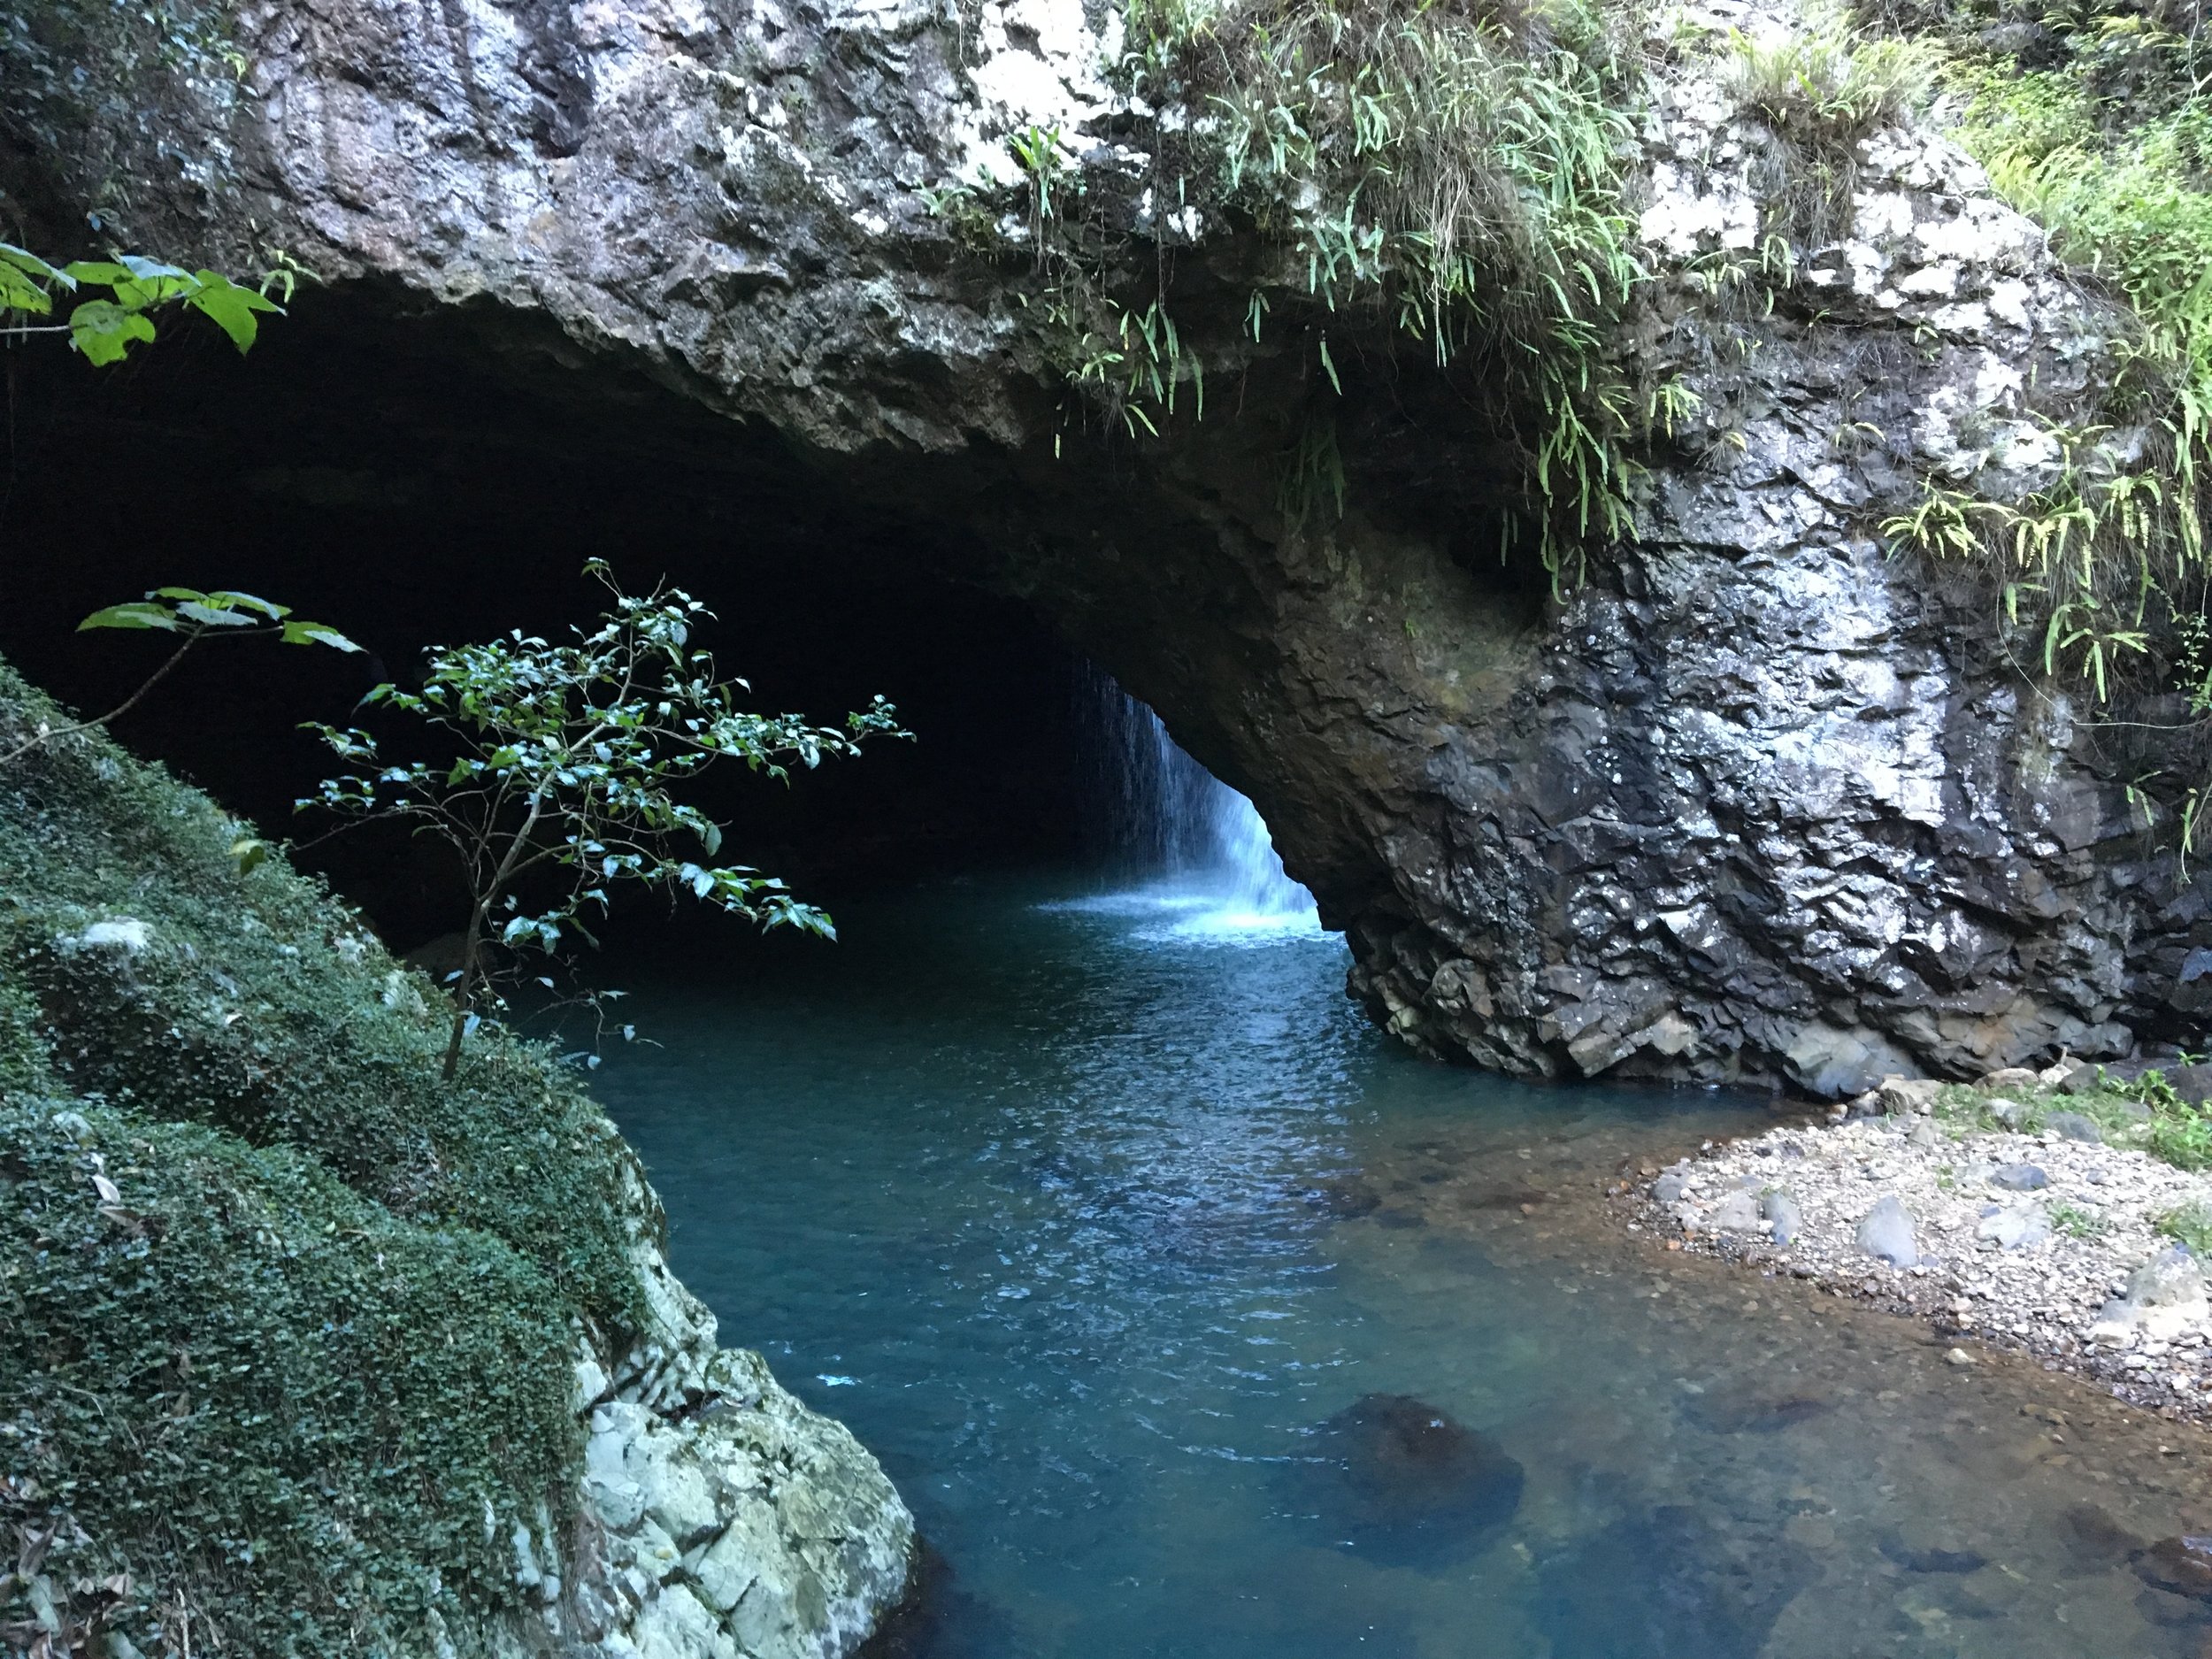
[598,869,2212,1659]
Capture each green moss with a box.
[2,1096,575,1655]
[0,661,646,1333]
[0,659,660,1653]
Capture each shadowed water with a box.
[596,875,2212,1659]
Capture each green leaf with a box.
[67,300,157,365]
[0,263,51,315]
[186,272,281,353]
[0,243,69,287]
[111,272,200,311]
[280,620,363,652]
[60,260,134,287]
[195,589,290,619]
[117,255,191,281]
[230,836,270,875]
[174,602,258,628]
[79,602,181,632]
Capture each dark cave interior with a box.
[0,292,1104,953]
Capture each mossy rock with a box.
[0,660,657,1653]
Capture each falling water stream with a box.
[593,685,2212,1657]
[1071,676,1321,938]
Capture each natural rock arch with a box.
[3,0,2199,1094]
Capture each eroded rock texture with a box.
[548,1225,914,1659]
[4,0,2202,1095]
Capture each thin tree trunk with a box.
[441,918,486,1082]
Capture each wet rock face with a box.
[9,0,2201,1093]
[1280,1394,1525,1567]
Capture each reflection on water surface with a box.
[595,875,2212,1658]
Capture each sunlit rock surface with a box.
[6,0,2196,1094]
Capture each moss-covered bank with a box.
[0,659,911,1658]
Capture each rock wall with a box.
[3,0,2202,1094]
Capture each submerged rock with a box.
[1683,1386,1833,1436]
[2135,1535,2212,1601]
[1533,1506,1815,1658]
[1280,1394,1524,1568]
[1878,1532,1988,1574]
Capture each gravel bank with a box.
[1636,1071,2212,1424]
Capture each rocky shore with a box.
[1636,1065,2212,1425]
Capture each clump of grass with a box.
[1731,20,1936,151]
[1878,48,2212,854]
[2156,1200,2212,1256]
[940,0,1655,581]
[2051,1201,2110,1239]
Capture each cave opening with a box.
[0,292,1189,956]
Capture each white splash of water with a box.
[1071,672,1325,943]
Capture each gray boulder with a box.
[1762,1191,1802,1248]
[1855,1197,1918,1269]
[1707,1191,1766,1233]
[1989,1164,2049,1192]
[1878,1077,1942,1116]
[2045,1111,2103,1144]
[1975,1203,2050,1251]
[2090,1248,2208,1345]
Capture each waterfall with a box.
[1078,669,1323,938]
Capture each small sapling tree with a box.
[302,560,905,1079]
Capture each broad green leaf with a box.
[152,586,214,603]
[174,601,258,627]
[199,589,289,618]
[280,619,363,652]
[185,271,281,353]
[0,263,50,315]
[67,299,157,365]
[111,272,200,311]
[79,601,181,632]
[117,255,191,281]
[230,837,269,875]
[0,243,69,287]
[61,260,134,287]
